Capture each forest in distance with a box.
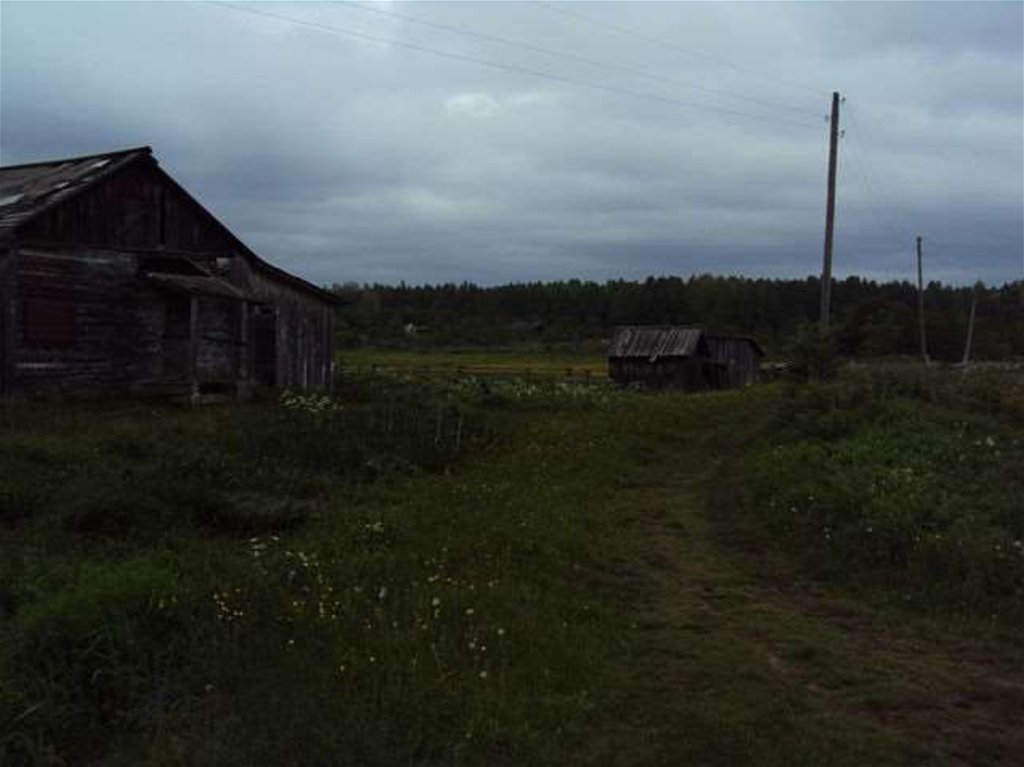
[330,274,1024,361]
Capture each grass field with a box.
[1,362,1021,765]
[337,347,607,379]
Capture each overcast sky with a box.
[2,1,1021,287]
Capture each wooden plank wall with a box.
[19,161,235,258]
[245,264,333,391]
[706,337,760,387]
[609,358,718,391]
[12,246,160,395]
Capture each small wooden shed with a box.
[0,146,342,402]
[608,326,764,391]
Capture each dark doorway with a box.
[252,305,277,386]
[162,294,191,381]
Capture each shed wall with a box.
[609,357,720,391]
[705,337,762,387]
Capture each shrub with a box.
[785,325,839,382]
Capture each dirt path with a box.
[574,402,1024,767]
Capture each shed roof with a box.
[0,146,343,306]
[608,326,705,360]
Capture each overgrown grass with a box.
[337,347,607,379]
[338,366,623,412]
[0,384,629,765]
[2,362,1021,765]
[715,366,1024,626]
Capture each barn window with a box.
[23,298,76,346]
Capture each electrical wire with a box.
[333,0,821,119]
[842,106,1018,283]
[840,143,912,258]
[843,105,913,239]
[532,0,829,100]
[841,135,911,249]
[208,1,823,131]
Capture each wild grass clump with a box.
[720,375,1024,624]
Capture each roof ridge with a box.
[0,145,151,171]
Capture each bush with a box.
[785,325,839,382]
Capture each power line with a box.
[333,0,820,119]
[842,104,914,245]
[841,145,911,251]
[844,102,1022,282]
[532,0,829,100]
[208,1,823,131]
[842,134,908,242]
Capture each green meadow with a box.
[1,363,1021,765]
[337,347,607,379]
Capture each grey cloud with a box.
[1,1,1020,288]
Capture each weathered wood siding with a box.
[608,357,720,391]
[12,246,156,394]
[705,336,762,387]
[240,260,333,390]
[18,160,237,258]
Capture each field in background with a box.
[337,347,607,381]
[1,359,1021,765]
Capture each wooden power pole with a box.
[961,283,979,366]
[916,235,928,365]
[819,91,840,336]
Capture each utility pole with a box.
[916,235,928,365]
[819,91,840,336]
[961,282,979,366]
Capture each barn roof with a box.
[0,146,151,241]
[608,326,705,360]
[0,146,343,306]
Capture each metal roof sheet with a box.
[608,326,705,360]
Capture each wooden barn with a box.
[0,146,341,402]
[608,326,764,391]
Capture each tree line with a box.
[330,275,1024,361]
